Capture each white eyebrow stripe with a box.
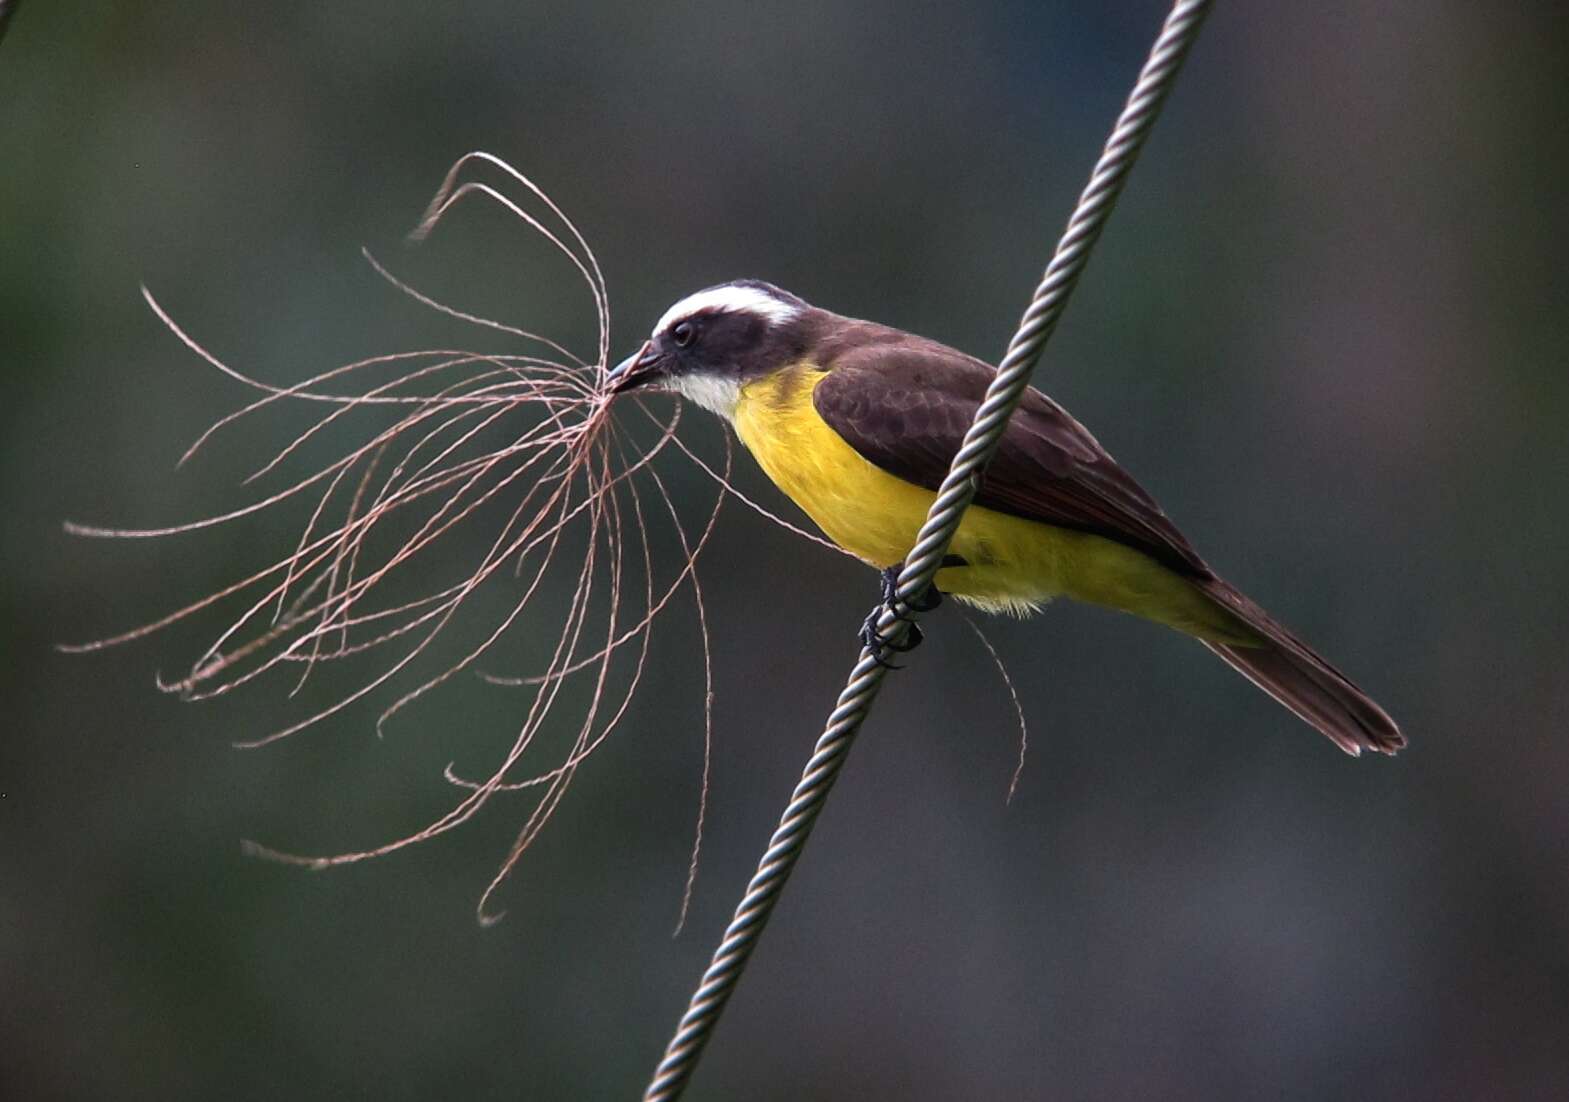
[654,284,801,335]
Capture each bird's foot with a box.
[859,611,923,668]
[858,562,952,667]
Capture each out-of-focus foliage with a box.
[3,2,1567,1098]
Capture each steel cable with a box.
[643,2,1213,1097]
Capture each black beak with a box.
[606,340,662,394]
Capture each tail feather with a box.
[1196,576,1404,757]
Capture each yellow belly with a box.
[732,366,1251,641]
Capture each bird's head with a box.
[608,280,813,420]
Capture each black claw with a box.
[860,561,944,665]
[859,614,905,668]
[877,563,945,616]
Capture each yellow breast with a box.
[729,364,1250,638]
[731,365,1065,614]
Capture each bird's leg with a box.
[858,557,964,666]
[860,586,919,669]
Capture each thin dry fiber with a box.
[63,153,1029,925]
[62,154,736,925]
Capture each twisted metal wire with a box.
[644,2,1213,1097]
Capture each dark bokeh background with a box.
[5,2,1568,1098]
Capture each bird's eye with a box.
[672,321,695,348]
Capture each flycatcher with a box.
[609,280,1403,757]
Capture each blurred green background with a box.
[5,2,1568,1098]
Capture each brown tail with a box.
[1195,576,1404,757]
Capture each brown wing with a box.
[810,325,1211,578]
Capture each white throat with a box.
[667,372,743,421]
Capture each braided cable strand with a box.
[644,2,1213,1097]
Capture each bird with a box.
[607,279,1403,757]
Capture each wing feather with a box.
[810,327,1209,577]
